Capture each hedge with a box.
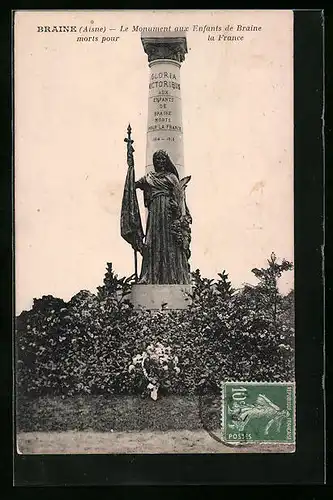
[16,263,295,398]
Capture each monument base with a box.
[130,284,192,310]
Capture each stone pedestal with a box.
[141,31,187,179]
[130,284,192,310]
[135,32,191,309]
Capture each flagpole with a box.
[134,249,138,283]
[127,123,138,283]
[124,123,140,283]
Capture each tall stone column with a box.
[129,31,191,310]
[141,31,187,179]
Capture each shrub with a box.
[16,258,294,398]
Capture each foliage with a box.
[96,262,134,301]
[248,252,293,330]
[16,255,294,398]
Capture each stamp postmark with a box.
[221,382,295,445]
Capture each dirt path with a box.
[17,431,295,454]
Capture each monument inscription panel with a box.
[142,32,187,179]
[146,62,184,176]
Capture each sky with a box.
[15,10,294,313]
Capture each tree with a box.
[246,252,293,332]
[97,262,134,301]
[191,268,235,305]
[215,270,235,299]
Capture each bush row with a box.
[16,260,295,397]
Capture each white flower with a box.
[132,354,142,364]
[128,364,135,373]
[147,383,158,401]
[278,344,290,351]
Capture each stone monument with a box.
[121,31,192,310]
[141,31,187,179]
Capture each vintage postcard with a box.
[14,9,295,455]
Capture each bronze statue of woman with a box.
[135,150,192,285]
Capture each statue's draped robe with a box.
[135,171,191,285]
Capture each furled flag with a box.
[120,124,144,255]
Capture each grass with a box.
[16,394,219,432]
[16,395,295,454]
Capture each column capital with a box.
[141,31,187,64]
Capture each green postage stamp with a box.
[221,382,295,445]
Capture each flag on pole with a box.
[120,124,144,255]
